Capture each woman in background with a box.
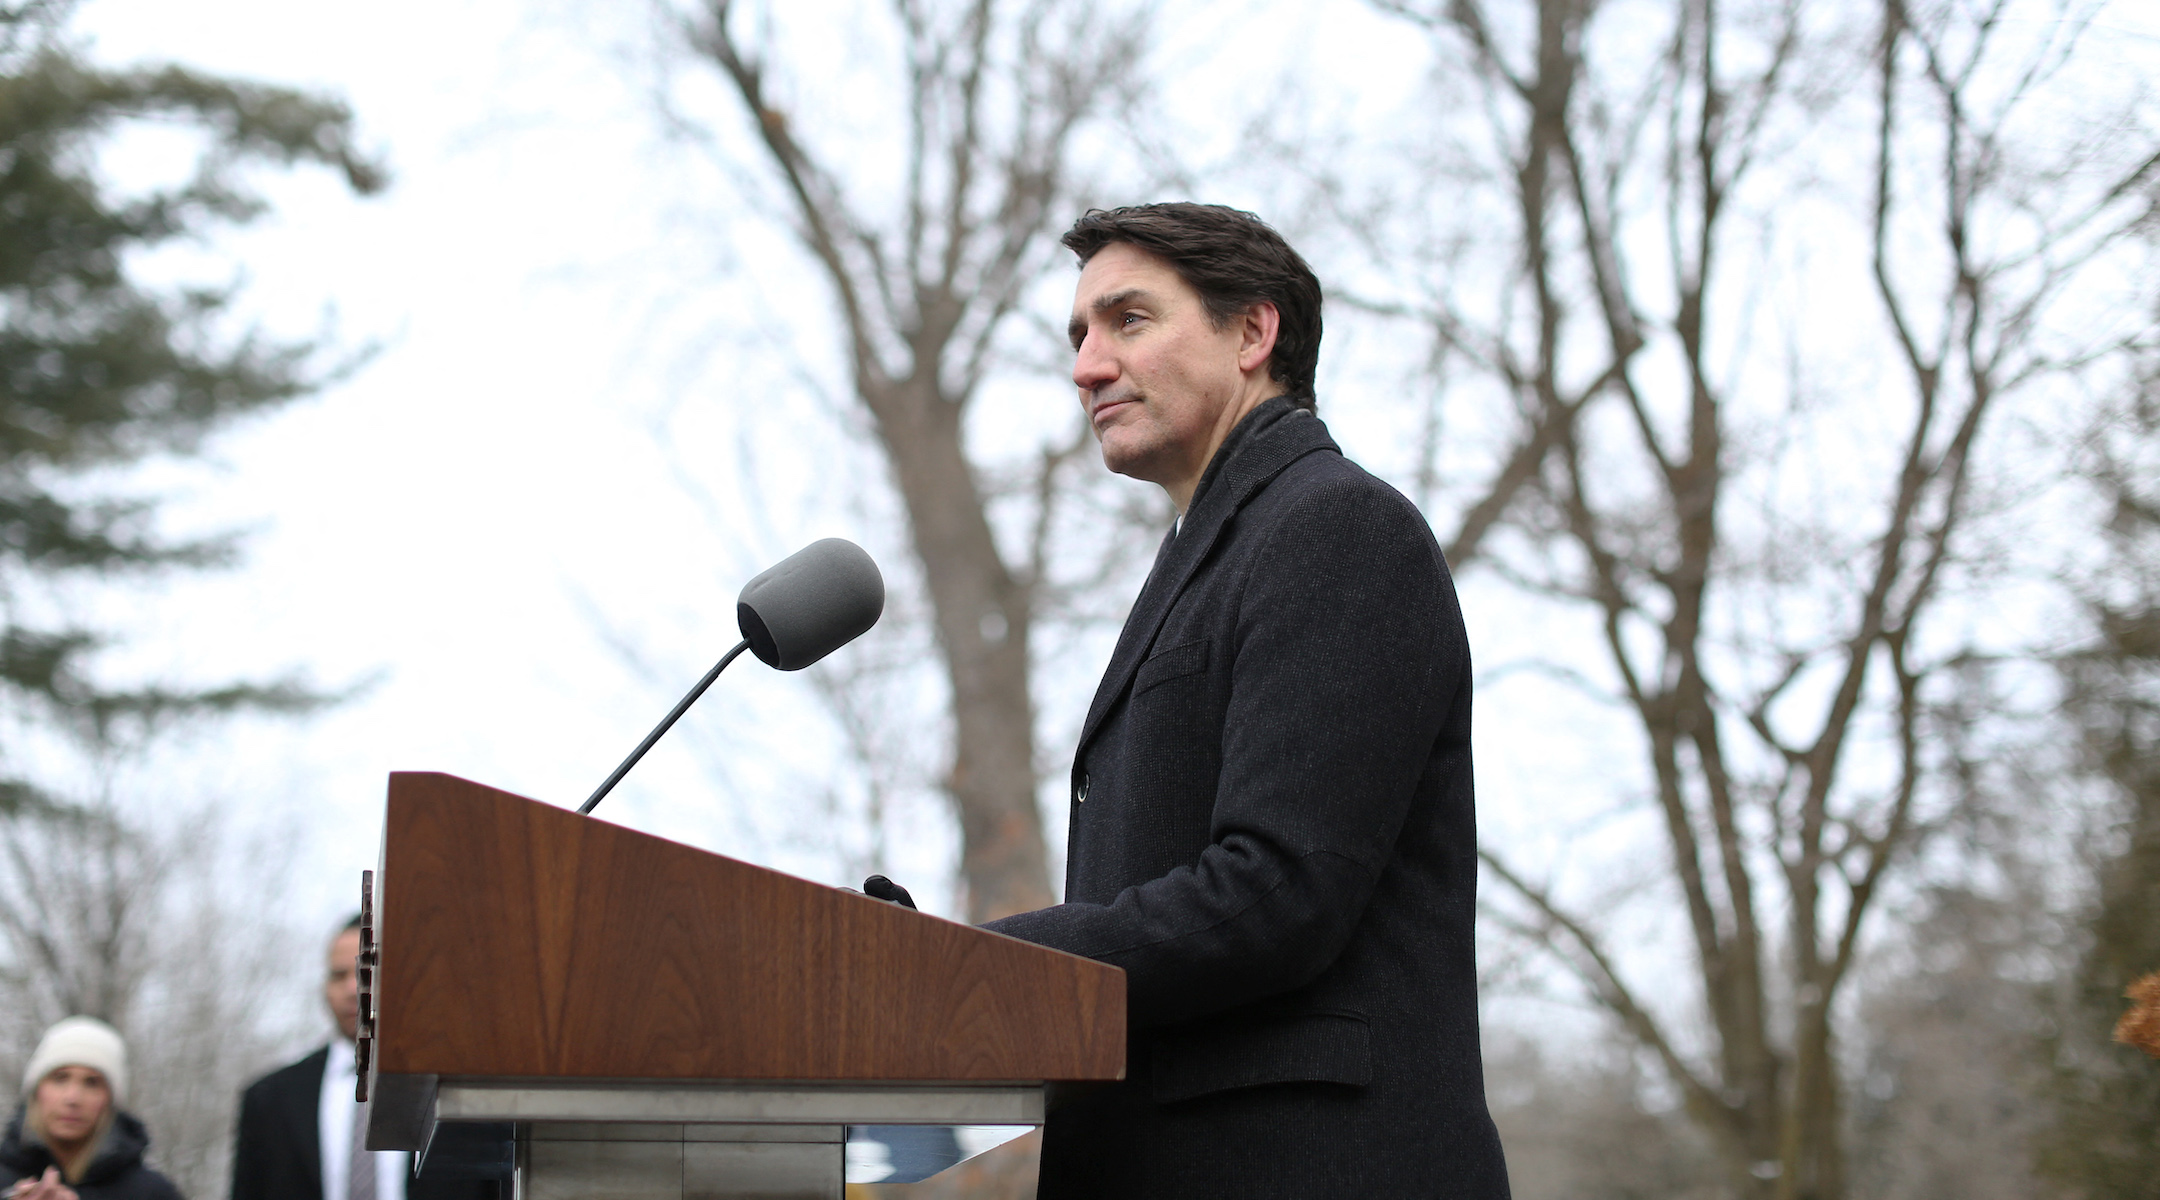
[0,1017,181,1200]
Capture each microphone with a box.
[736,538,885,670]
[579,539,886,815]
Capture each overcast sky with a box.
[73,0,862,919]
[62,0,1488,934]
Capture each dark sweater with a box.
[0,1109,184,1200]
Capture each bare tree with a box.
[0,805,161,1035]
[655,0,1153,921]
[1344,0,2160,1195]
[1483,1031,1726,1200]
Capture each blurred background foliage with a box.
[0,2,376,1196]
[0,0,372,788]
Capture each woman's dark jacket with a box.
[0,1108,184,1200]
[986,399,1511,1198]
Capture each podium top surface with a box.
[370,772,1124,1084]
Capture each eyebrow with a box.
[1068,287,1155,346]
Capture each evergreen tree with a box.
[2038,370,2160,1197]
[0,0,382,810]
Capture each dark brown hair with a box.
[1063,203,1323,410]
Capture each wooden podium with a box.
[358,773,1124,1199]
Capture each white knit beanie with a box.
[21,1016,127,1105]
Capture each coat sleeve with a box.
[986,478,1465,1029]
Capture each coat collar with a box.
[1075,397,1338,759]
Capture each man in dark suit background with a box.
[231,918,495,1200]
[983,204,1511,1197]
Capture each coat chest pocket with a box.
[1151,1011,1373,1104]
[1133,639,1208,697]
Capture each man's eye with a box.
[1121,312,1144,328]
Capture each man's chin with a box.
[1098,435,1161,482]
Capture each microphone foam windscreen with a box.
[736,538,886,671]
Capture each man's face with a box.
[1068,243,1260,498]
[325,927,361,1042]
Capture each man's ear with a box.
[1238,302,1281,375]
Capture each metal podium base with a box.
[423,1079,1041,1200]
[519,1123,841,1200]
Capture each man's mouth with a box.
[1090,391,1139,426]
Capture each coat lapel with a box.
[1074,404,1338,759]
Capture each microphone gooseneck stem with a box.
[580,638,752,816]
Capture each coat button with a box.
[1076,773,1089,803]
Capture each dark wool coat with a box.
[0,1109,183,1200]
[986,398,1511,1199]
[231,1048,499,1200]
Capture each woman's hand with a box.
[8,1167,79,1200]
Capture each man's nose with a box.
[1072,331,1117,393]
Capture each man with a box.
[231,918,497,1200]
[982,204,1511,1197]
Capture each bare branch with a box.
[1478,847,1743,1148]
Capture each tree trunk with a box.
[690,0,1146,923]
[865,376,1052,921]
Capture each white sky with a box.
[73,0,847,915]
[62,0,1468,931]
[59,0,1460,928]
